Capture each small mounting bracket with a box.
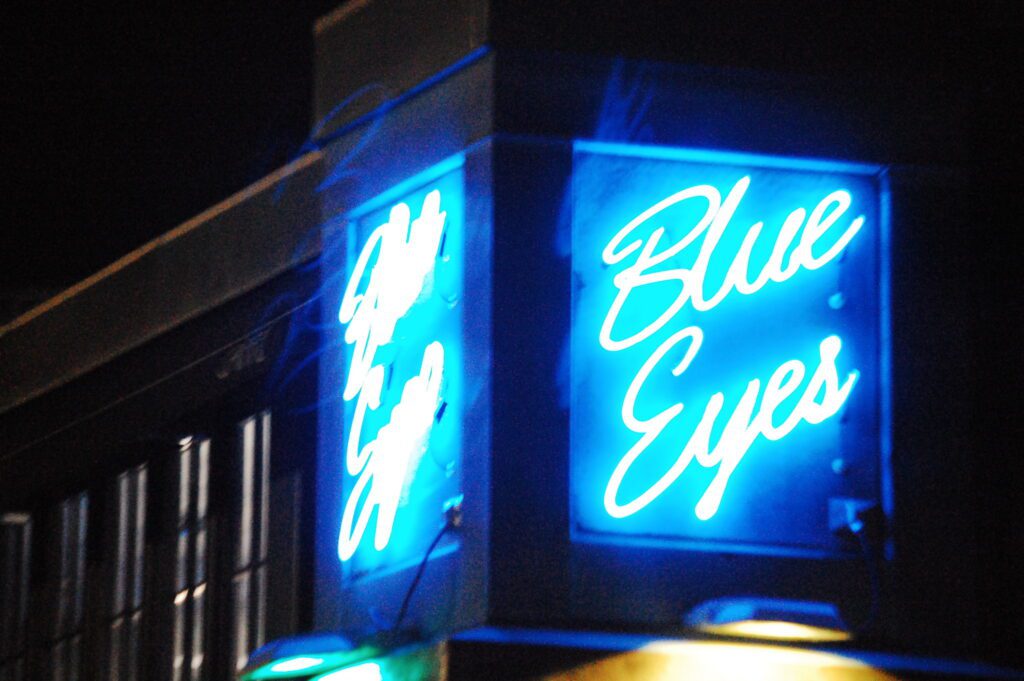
[829,497,880,538]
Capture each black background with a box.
[1,2,338,317]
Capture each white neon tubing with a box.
[339,190,446,401]
[603,333,857,521]
[336,190,448,562]
[600,178,863,351]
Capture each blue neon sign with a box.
[335,159,464,579]
[570,142,886,554]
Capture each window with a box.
[230,411,271,673]
[0,513,32,681]
[173,438,210,681]
[103,464,147,681]
[49,493,88,681]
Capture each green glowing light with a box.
[312,661,383,681]
[243,652,367,680]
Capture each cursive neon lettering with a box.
[600,178,863,351]
[336,190,448,561]
[339,343,444,560]
[598,177,864,520]
[338,190,446,400]
[604,333,858,521]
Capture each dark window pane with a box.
[231,411,271,673]
[132,467,147,610]
[172,437,210,681]
[1,513,32,679]
[50,493,86,681]
[107,464,147,681]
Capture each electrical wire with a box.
[390,518,454,635]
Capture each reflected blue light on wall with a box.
[570,142,886,555]
[336,157,465,581]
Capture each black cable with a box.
[391,519,454,635]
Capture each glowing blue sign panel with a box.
[571,142,887,554]
[337,159,464,579]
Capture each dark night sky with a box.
[1,3,338,318]
[1,2,1020,322]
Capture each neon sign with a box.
[335,161,464,576]
[600,177,862,521]
[571,142,886,554]
[337,189,447,560]
[600,178,863,346]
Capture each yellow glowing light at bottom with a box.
[699,620,852,643]
[630,641,897,681]
[544,640,897,680]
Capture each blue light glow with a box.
[575,140,881,175]
[604,332,858,522]
[571,143,885,554]
[334,158,465,579]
